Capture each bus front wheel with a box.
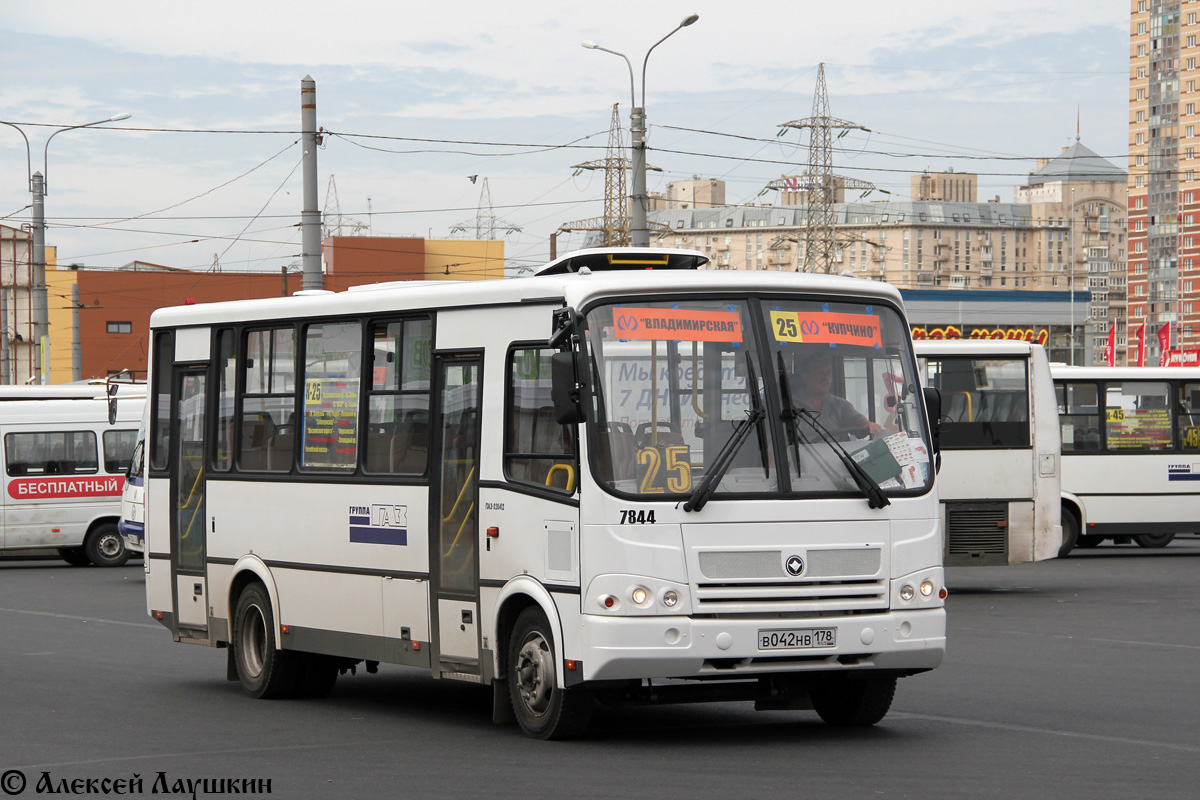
[85,523,130,567]
[507,607,593,740]
[810,674,897,726]
[232,583,302,699]
[1133,533,1175,548]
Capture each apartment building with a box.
[1128,0,1200,365]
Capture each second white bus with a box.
[915,341,1062,565]
[1053,365,1200,553]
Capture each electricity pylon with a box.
[778,63,873,273]
[559,104,664,246]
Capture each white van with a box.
[0,381,146,566]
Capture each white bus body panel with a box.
[1053,365,1200,537]
[915,341,1062,565]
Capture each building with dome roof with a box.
[1015,140,1129,366]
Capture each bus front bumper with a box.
[578,608,945,682]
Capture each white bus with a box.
[144,248,946,739]
[0,380,145,566]
[1053,365,1200,552]
[915,341,1063,565]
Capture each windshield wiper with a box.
[683,352,767,512]
[775,351,889,509]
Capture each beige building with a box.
[648,177,726,211]
[652,195,1053,290]
[912,170,978,203]
[1015,141,1129,365]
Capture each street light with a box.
[0,113,130,383]
[583,13,699,247]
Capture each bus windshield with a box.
[583,296,932,500]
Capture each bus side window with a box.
[1179,383,1200,451]
[506,346,577,493]
[364,317,432,476]
[1059,382,1100,452]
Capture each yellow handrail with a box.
[441,464,477,524]
[545,463,576,493]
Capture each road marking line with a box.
[0,607,159,630]
[953,626,1200,651]
[893,712,1200,753]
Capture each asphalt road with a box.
[2,541,1199,799]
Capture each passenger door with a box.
[430,353,483,675]
[170,366,209,633]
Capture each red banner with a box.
[1136,323,1146,367]
[1158,323,1172,367]
[1162,349,1200,367]
[7,476,125,500]
[1105,324,1115,367]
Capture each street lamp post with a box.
[583,13,698,247]
[1,113,130,383]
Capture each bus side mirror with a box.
[551,352,584,425]
[922,386,942,472]
[549,306,586,425]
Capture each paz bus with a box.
[1053,365,1200,553]
[0,380,144,566]
[144,247,946,739]
[914,340,1063,564]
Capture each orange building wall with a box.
[323,236,425,289]
[75,271,287,380]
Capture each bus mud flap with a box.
[492,678,514,724]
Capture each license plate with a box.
[757,628,837,650]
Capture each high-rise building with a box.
[1128,0,1197,365]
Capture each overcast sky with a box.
[0,0,1128,276]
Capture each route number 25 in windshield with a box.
[636,445,693,494]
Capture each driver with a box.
[796,351,882,436]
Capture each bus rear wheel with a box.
[811,675,897,726]
[507,607,593,740]
[1058,510,1080,558]
[85,523,129,567]
[232,583,302,699]
[1133,533,1175,548]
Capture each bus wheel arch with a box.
[492,579,566,689]
[84,519,129,567]
[228,557,282,647]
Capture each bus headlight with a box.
[662,590,679,608]
[920,580,935,597]
[900,584,915,602]
[631,587,649,606]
